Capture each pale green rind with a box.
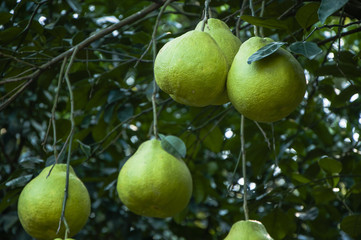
[154,30,228,107]
[224,220,273,240]
[227,36,306,122]
[18,164,91,240]
[195,18,242,105]
[54,238,75,240]
[117,139,193,218]
[196,18,242,68]
[196,18,230,31]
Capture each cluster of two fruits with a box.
[17,142,191,240]
[154,19,306,123]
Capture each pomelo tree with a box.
[1,0,361,239]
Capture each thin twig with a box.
[259,0,265,37]
[150,0,173,139]
[0,51,38,68]
[305,20,361,41]
[0,73,39,111]
[0,80,27,102]
[0,1,47,78]
[91,98,172,157]
[253,121,271,150]
[318,26,361,46]
[201,0,212,31]
[241,115,249,220]
[236,0,248,39]
[0,67,37,85]
[249,0,258,37]
[57,47,78,235]
[0,0,172,111]
[53,58,67,160]
[42,57,67,154]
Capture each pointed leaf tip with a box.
[160,135,186,159]
[247,42,287,64]
[289,41,322,59]
[318,0,349,24]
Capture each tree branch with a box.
[317,26,361,45]
[0,0,173,111]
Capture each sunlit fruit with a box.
[154,30,228,107]
[18,164,91,240]
[227,36,306,122]
[195,18,242,105]
[117,139,193,218]
[224,220,273,240]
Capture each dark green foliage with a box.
[1,0,361,239]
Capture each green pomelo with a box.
[154,30,228,107]
[227,36,306,122]
[117,139,193,218]
[18,164,91,240]
[196,18,241,68]
[196,18,242,105]
[224,220,273,240]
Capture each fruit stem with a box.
[56,47,78,235]
[236,0,248,39]
[259,0,265,37]
[249,0,259,37]
[201,0,211,31]
[241,115,249,220]
[150,0,172,139]
[42,57,67,158]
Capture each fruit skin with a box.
[154,30,228,107]
[227,37,306,122]
[117,139,193,218]
[196,18,241,68]
[18,164,91,240]
[196,18,242,105]
[224,220,273,240]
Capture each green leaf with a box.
[160,135,187,159]
[65,0,82,12]
[0,27,22,44]
[289,41,322,59]
[72,31,85,45]
[54,119,71,140]
[313,187,336,204]
[0,12,12,25]
[318,0,349,24]
[313,121,333,146]
[193,173,208,203]
[295,2,320,29]
[341,214,361,238]
[332,85,359,108]
[104,104,115,123]
[247,42,287,64]
[241,15,288,30]
[107,90,124,104]
[117,104,134,122]
[76,139,91,157]
[292,173,311,183]
[317,62,361,79]
[129,31,151,45]
[263,209,296,240]
[19,157,44,169]
[200,125,223,153]
[0,189,22,213]
[1,212,19,232]
[318,157,342,173]
[5,175,33,188]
